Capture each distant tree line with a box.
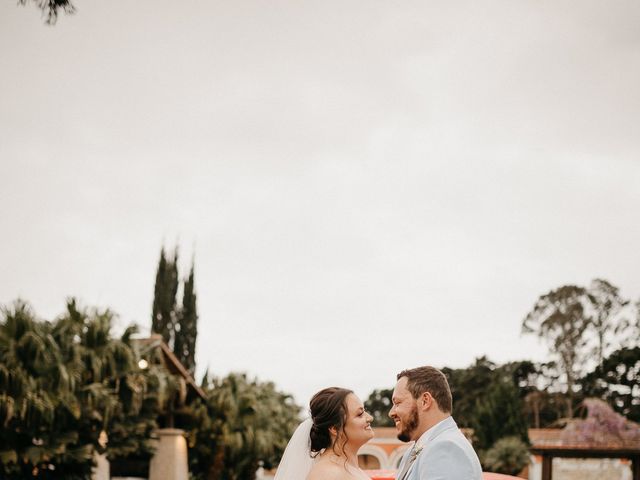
[365,278,640,476]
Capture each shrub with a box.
[483,436,529,476]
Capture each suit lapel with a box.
[396,446,414,480]
[402,451,419,480]
[397,418,458,480]
[403,417,458,480]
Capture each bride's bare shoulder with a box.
[306,460,349,480]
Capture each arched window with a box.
[358,454,381,470]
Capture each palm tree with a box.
[55,300,164,471]
[0,300,87,478]
[188,373,300,480]
[1,299,165,479]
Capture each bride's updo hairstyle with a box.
[309,387,353,455]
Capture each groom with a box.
[389,366,482,480]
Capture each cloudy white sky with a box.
[1,0,640,407]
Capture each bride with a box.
[275,387,374,480]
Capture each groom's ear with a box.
[420,392,434,411]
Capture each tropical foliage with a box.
[0,298,299,480]
[0,299,162,479]
[187,373,301,480]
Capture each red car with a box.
[365,470,522,480]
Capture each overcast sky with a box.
[1,0,640,407]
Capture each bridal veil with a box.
[273,418,315,480]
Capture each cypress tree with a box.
[151,247,179,347]
[174,262,198,374]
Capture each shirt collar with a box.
[416,415,456,446]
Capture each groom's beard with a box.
[397,404,419,442]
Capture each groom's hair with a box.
[397,366,452,414]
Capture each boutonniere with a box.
[410,444,424,461]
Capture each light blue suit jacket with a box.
[397,417,482,480]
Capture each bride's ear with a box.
[329,426,337,437]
